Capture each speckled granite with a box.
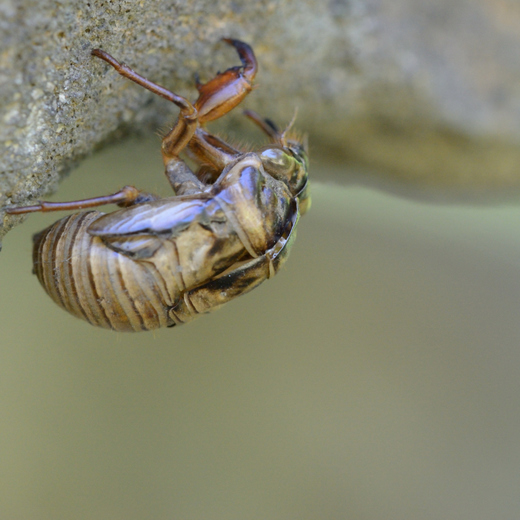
[3,0,520,240]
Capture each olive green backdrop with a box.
[1,138,520,519]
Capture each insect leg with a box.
[164,159,206,196]
[243,109,301,149]
[194,39,257,124]
[177,129,241,185]
[5,186,158,215]
[163,39,257,187]
[169,233,293,324]
[243,109,280,141]
[167,39,258,184]
[169,200,299,324]
[92,48,202,192]
[91,49,199,160]
[92,49,190,106]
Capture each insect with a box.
[6,39,310,332]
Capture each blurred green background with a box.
[2,137,520,519]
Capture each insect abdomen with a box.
[33,212,175,332]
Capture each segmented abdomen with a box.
[32,212,177,332]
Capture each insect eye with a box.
[259,147,296,184]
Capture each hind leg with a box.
[5,186,159,215]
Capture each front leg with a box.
[163,40,260,193]
[183,39,258,176]
[168,200,299,324]
[163,38,257,164]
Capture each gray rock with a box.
[2,0,520,240]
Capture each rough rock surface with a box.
[2,0,520,239]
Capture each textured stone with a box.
[2,0,520,240]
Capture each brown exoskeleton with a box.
[6,39,310,332]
